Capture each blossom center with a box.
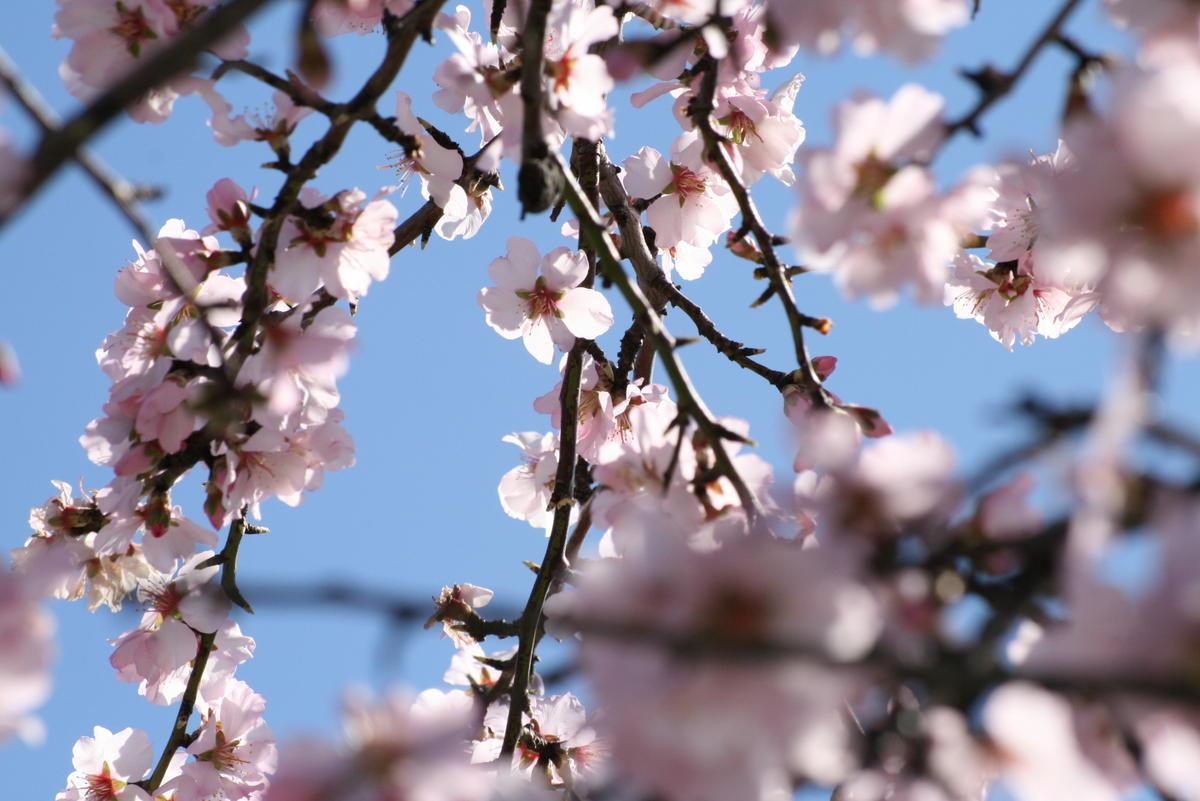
[720,109,760,146]
[853,155,897,203]
[82,765,125,801]
[517,277,564,320]
[668,164,707,201]
[550,56,575,92]
[198,728,248,773]
[1132,188,1199,242]
[109,2,158,57]
[164,0,205,25]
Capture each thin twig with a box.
[690,58,827,397]
[553,153,763,519]
[942,0,1085,141]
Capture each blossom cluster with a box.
[3,1,1200,801]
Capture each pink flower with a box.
[545,531,880,800]
[205,88,314,149]
[63,726,155,800]
[944,252,1084,349]
[498,432,560,530]
[311,0,413,36]
[713,74,807,187]
[174,680,276,800]
[54,0,247,121]
[982,684,1129,801]
[478,237,613,364]
[393,92,469,219]
[272,188,398,303]
[263,687,488,801]
[238,304,355,425]
[766,0,970,62]
[542,1,618,139]
[55,0,174,96]
[110,552,230,695]
[1105,0,1200,51]
[1040,57,1200,343]
[426,583,495,647]
[533,354,667,463]
[474,693,605,786]
[813,431,959,541]
[791,85,989,306]
[0,340,20,386]
[432,6,508,142]
[133,377,198,454]
[622,139,739,257]
[0,564,54,745]
[204,177,253,239]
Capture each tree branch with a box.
[942,0,1085,141]
[690,57,828,398]
[552,152,764,519]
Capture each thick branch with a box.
[499,141,599,757]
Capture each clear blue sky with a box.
[1,1,1194,797]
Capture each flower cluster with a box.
[10,2,1200,801]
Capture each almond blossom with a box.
[264,688,490,801]
[54,0,248,122]
[432,5,509,143]
[393,92,469,221]
[545,531,881,801]
[541,1,618,139]
[60,726,154,801]
[478,236,613,364]
[791,85,990,306]
[109,552,230,697]
[1105,0,1200,51]
[766,0,971,62]
[943,252,1084,349]
[497,431,560,530]
[1040,56,1200,343]
[982,684,1129,801]
[533,354,667,463]
[426,583,495,647]
[272,188,398,304]
[622,138,740,261]
[0,563,54,745]
[473,692,605,787]
[170,680,276,801]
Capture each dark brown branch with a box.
[213,58,338,115]
[690,58,827,398]
[500,141,600,757]
[139,630,216,792]
[515,0,558,213]
[596,156,787,388]
[235,0,446,362]
[942,0,1085,140]
[0,0,280,231]
[139,514,255,793]
[553,153,764,518]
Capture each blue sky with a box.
[1,1,1195,797]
